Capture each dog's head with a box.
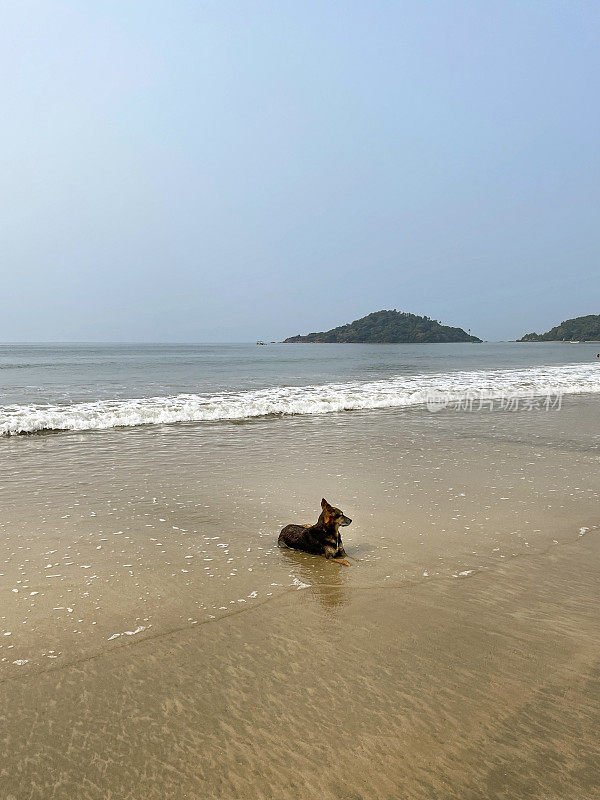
[320,498,352,528]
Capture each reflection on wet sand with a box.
[280,548,352,612]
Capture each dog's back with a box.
[278,523,335,555]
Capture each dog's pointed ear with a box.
[321,498,330,510]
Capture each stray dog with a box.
[278,498,352,566]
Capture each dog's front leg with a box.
[325,551,350,567]
[338,547,359,562]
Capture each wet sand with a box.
[1,397,599,798]
[2,534,600,799]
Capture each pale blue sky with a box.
[2,1,598,342]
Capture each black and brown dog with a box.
[278,498,352,566]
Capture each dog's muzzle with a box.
[340,516,352,526]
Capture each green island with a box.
[283,309,482,343]
[519,314,600,342]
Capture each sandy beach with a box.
[2,391,599,798]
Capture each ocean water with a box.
[3,342,600,674]
[1,341,600,434]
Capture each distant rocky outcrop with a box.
[283,310,482,344]
[519,314,600,342]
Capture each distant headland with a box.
[519,314,600,342]
[283,310,482,344]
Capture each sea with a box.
[2,340,600,675]
[1,341,600,435]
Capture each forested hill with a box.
[283,310,482,343]
[519,315,600,342]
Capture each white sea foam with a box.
[1,364,599,435]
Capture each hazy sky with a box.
[2,1,598,342]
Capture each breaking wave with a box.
[2,364,599,435]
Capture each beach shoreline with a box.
[2,390,600,797]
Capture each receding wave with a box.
[2,364,599,435]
